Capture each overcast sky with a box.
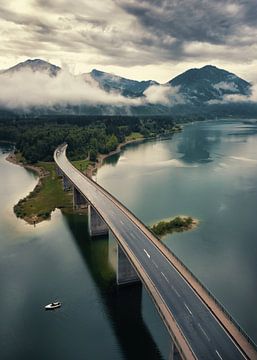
[0,0,256,83]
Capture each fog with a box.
[143,84,186,105]
[0,69,142,109]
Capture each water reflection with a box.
[0,146,169,360]
[177,123,221,164]
[97,119,257,344]
[63,213,169,360]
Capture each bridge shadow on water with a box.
[63,212,170,360]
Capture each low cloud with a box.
[0,69,141,109]
[208,83,257,104]
[143,84,186,105]
[213,81,239,92]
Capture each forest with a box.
[0,114,204,163]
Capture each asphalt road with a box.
[55,146,247,360]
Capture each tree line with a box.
[0,114,204,163]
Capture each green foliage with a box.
[0,114,201,163]
[151,216,194,237]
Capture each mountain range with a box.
[0,58,254,115]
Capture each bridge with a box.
[54,144,257,360]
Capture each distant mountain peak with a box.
[3,58,61,77]
[168,64,251,104]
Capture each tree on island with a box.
[151,216,194,237]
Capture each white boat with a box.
[45,301,61,310]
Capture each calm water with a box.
[97,119,257,344]
[0,144,168,360]
[1,118,257,359]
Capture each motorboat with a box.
[45,301,61,310]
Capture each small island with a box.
[151,216,198,237]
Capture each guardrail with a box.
[55,145,195,359]
[55,144,257,357]
[159,240,257,353]
[101,180,257,354]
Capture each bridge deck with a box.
[54,144,256,360]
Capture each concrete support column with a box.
[88,205,109,237]
[117,244,140,285]
[63,175,72,191]
[168,342,181,360]
[73,187,88,209]
[56,166,62,177]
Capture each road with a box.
[55,145,249,360]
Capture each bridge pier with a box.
[168,341,181,360]
[56,166,62,177]
[62,174,72,191]
[88,205,109,237]
[117,244,140,285]
[73,187,88,209]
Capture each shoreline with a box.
[4,137,146,225]
[86,130,180,178]
[4,132,176,225]
[6,151,47,178]
[86,136,146,178]
[6,152,50,224]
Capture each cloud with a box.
[208,83,257,104]
[0,69,141,109]
[143,85,186,105]
[116,0,257,46]
[213,81,239,92]
[0,1,257,83]
[0,64,191,109]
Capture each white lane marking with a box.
[130,232,136,239]
[143,249,151,258]
[153,260,158,269]
[215,350,223,360]
[120,220,124,225]
[165,258,247,358]
[184,302,193,316]
[161,272,169,283]
[198,323,210,342]
[172,285,181,298]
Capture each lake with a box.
[97,119,257,344]
[0,118,257,359]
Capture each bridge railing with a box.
[82,164,257,354]
[55,144,257,354]
[157,237,257,352]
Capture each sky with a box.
[0,0,257,83]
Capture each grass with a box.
[14,159,89,223]
[14,151,26,163]
[125,132,144,142]
[72,159,89,172]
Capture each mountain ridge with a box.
[0,59,254,115]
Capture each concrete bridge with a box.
[54,144,257,360]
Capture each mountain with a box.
[168,65,251,104]
[87,69,159,97]
[3,59,61,77]
[0,59,255,116]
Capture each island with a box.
[151,216,198,237]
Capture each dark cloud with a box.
[0,0,257,80]
[115,0,257,46]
